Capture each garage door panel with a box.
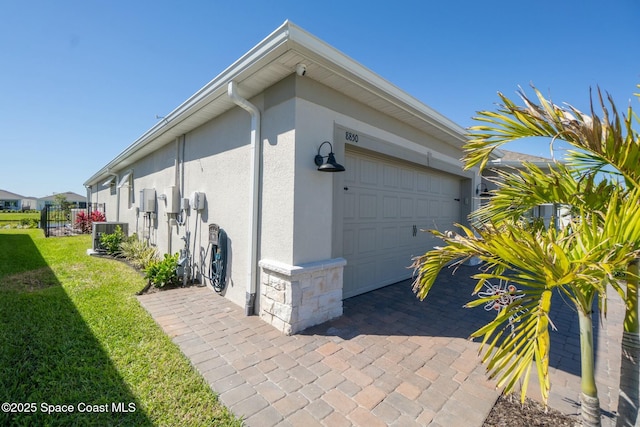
[381,255,404,282]
[416,199,429,218]
[358,193,378,219]
[417,173,430,193]
[360,159,378,185]
[344,155,357,183]
[342,150,462,299]
[430,177,441,193]
[399,198,413,218]
[357,227,377,254]
[343,192,356,219]
[442,178,459,196]
[382,196,398,218]
[381,226,398,250]
[440,200,453,218]
[400,169,415,190]
[398,224,414,247]
[343,229,355,256]
[429,199,439,217]
[356,261,378,283]
[343,265,355,295]
[383,165,399,188]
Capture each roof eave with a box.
[84,21,294,187]
[85,21,469,187]
[285,23,468,145]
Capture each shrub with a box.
[99,225,125,256]
[144,253,179,288]
[19,218,38,228]
[119,235,158,270]
[75,210,106,233]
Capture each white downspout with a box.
[228,81,260,316]
[105,171,120,221]
[84,185,91,213]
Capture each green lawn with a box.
[0,229,242,426]
[0,212,40,227]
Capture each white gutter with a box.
[228,81,260,316]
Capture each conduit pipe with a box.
[167,137,182,254]
[104,171,119,221]
[228,81,260,316]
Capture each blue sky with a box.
[1,0,638,198]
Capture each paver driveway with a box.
[138,264,623,426]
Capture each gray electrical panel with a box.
[140,188,156,213]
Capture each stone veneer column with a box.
[258,258,346,335]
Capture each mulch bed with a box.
[483,395,577,426]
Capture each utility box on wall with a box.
[191,191,206,211]
[139,189,156,213]
[166,186,180,214]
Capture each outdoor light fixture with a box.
[476,182,489,195]
[314,141,345,172]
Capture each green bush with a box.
[99,226,125,256]
[119,235,158,270]
[144,253,179,288]
[19,218,38,228]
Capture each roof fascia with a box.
[85,21,470,186]
[286,23,467,145]
[84,21,293,187]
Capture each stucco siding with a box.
[260,97,296,266]
[181,108,253,308]
[291,85,477,265]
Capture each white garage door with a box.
[342,149,463,298]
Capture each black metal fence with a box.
[40,203,106,237]
[40,205,70,237]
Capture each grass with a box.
[0,229,242,426]
[0,212,40,227]
[0,212,40,220]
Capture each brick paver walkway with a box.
[138,264,623,426]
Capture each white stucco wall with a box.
[86,73,478,333]
[290,77,478,266]
[88,107,259,309]
[259,98,296,265]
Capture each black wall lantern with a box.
[314,141,345,172]
[476,182,489,195]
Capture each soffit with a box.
[85,21,468,186]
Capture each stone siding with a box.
[259,258,346,335]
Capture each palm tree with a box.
[412,184,640,427]
[455,85,640,425]
[414,88,640,425]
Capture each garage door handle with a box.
[454,198,461,202]
[412,225,417,237]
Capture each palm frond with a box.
[412,207,640,404]
[465,85,640,190]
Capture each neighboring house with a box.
[481,149,566,228]
[84,21,481,334]
[21,197,38,211]
[37,192,87,210]
[0,189,24,211]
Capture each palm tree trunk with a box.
[579,307,601,427]
[616,259,640,427]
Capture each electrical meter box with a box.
[191,192,205,211]
[209,224,219,245]
[139,188,156,213]
[166,186,180,214]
